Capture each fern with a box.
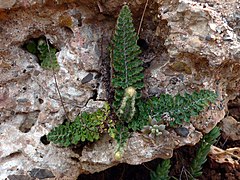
[111,5,144,109]
[37,39,59,70]
[25,38,59,70]
[190,126,220,178]
[129,90,218,130]
[150,159,171,180]
[47,103,111,147]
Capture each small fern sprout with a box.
[114,143,125,161]
[37,38,59,70]
[114,151,122,161]
[126,86,136,97]
[161,112,175,122]
[117,87,137,122]
[142,116,169,138]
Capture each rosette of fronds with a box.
[129,90,217,130]
[150,159,171,180]
[142,116,169,138]
[111,5,144,110]
[47,103,111,147]
[190,126,220,179]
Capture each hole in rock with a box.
[231,156,238,161]
[71,142,88,157]
[137,38,149,51]
[233,151,238,155]
[94,73,102,79]
[40,135,50,145]
[38,98,44,104]
[91,90,98,101]
[70,157,80,162]
[218,136,240,150]
[22,36,59,68]
[62,119,68,125]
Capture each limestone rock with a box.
[220,116,240,141]
[0,0,239,179]
[0,0,16,9]
[159,0,240,66]
[80,127,202,173]
[209,146,240,168]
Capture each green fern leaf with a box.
[129,90,217,130]
[47,103,111,147]
[112,5,144,109]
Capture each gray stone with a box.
[29,168,55,179]
[174,127,189,137]
[81,73,93,84]
[8,175,33,180]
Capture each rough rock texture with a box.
[80,124,202,173]
[0,0,239,179]
[220,116,240,141]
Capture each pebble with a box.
[81,73,93,84]
[174,127,189,137]
[29,168,55,179]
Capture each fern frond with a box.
[190,126,220,178]
[150,159,171,180]
[47,103,111,147]
[129,90,217,130]
[112,5,144,109]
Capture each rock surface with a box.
[220,116,240,141]
[0,0,239,179]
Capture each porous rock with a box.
[220,116,240,141]
[0,0,239,179]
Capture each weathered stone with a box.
[0,0,239,179]
[29,168,55,179]
[220,116,240,141]
[8,174,33,180]
[0,0,16,9]
[174,127,189,137]
[81,73,93,84]
[160,0,240,66]
[80,128,201,173]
